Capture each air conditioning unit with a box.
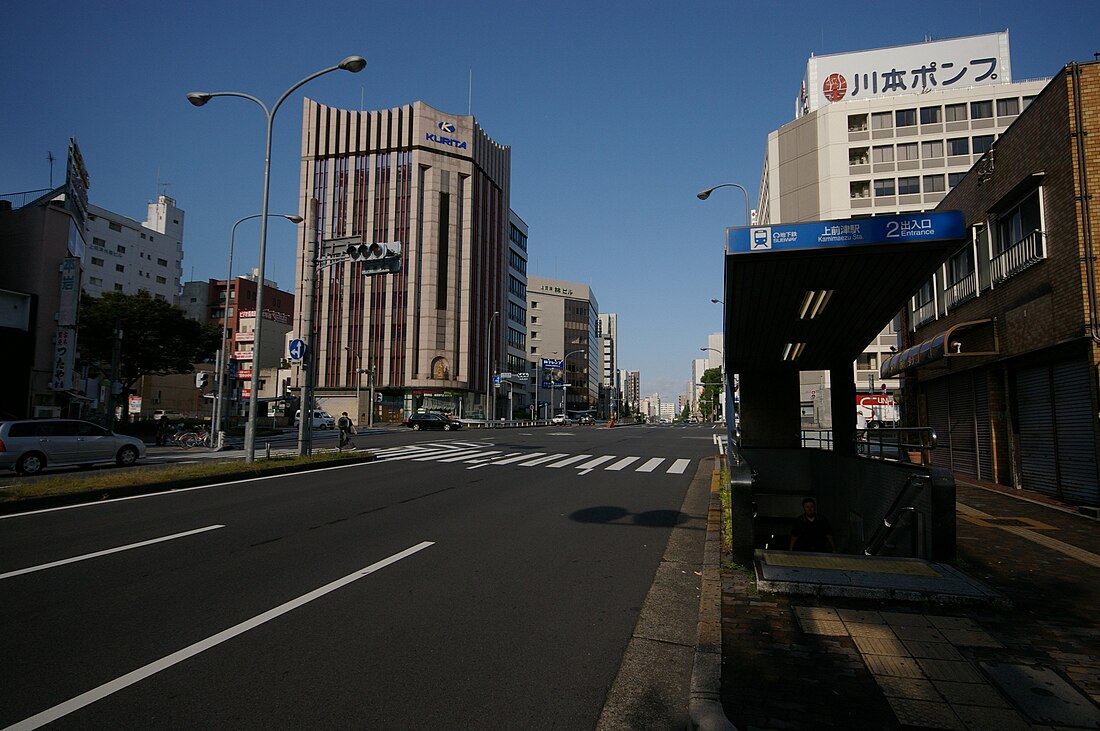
[33,406,61,419]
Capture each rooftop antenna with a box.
[47,151,55,188]
[468,67,473,116]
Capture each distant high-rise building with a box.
[527,276,600,414]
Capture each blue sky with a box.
[2,1,1096,401]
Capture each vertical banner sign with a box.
[58,257,80,327]
[51,329,75,391]
[541,358,564,390]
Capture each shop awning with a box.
[880,319,998,378]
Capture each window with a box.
[1022,95,1036,111]
[91,257,104,266]
[945,103,967,122]
[923,174,946,193]
[115,264,125,273]
[897,142,919,161]
[114,284,124,291]
[850,181,870,198]
[848,114,868,132]
[921,140,944,158]
[948,171,967,188]
[947,137,970,156]
[895,108,917,128]
[947,246,975,285]
[872,145,894,163]
[871,112,893,130]
[898,176,920,195]
[89,276,103,286]
[156,276,167,284]
[995,189,1043,255]
[920,106,941,124]
[157,257,168,267]
[531,315,538,324]
[92,237,106,247]
[116,245,126,254]
[108,221,122,232]
[874,179,896,197]
[996,98,1020,117]
[970,100,993,120]
[972,135,995,154]
[915,278,935,308]
[849,147,869,165]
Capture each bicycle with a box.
[170,426,211,449]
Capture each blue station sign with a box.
[727,211,965,254]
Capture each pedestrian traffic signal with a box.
[346,241,403,274]
[195,371,210,389]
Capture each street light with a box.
[188,55,366,463]
[698,183,752,254]
[213,213,302,443]
[486,311,499,421]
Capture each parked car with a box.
[152,409,184,421]
[293,410,336,429]
[404,413,460,431]
[0,419,147,476]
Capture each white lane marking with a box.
[0,525,225,581]
[490,452,546,465]
[606,456,641,471]
[3,541,434,731]
[576,455,617,475]
[546,454,593,469]
[667,459,691,475]
[637,458,665,473]
[465,452,510,464]
[436,450,502,463]
[517,453,570,467]
[411,448,486,462]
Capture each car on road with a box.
[577,415,595,425]
[551,414,573,425]
[404,413,460,431]
[293,410,336,429]
[0,419,146,476]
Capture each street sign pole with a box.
[298,199,318,456]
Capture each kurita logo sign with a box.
[426,121,467,149]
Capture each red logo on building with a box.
[822,73,847,102]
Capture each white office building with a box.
[757,31,1048,426]
[82,194,184,303]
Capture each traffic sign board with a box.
[289,339,305,360]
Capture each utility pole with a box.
[298,199,318,457]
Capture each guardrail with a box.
[800,427,937,465]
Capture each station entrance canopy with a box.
[723,212,966,372]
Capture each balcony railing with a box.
[944,271,978,310]
[914,299,938,327]
[992,230,1045,284]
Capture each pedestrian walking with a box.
[337,411,356,450]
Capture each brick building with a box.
[882,60,1100,506]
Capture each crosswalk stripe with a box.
[576,455,617,470]
[411,448,485,462]
[491,452,546,465]
[437,450,502,463]
[637,458,665,473]
[547,454,593,468]
[668,458,691,474]
[606,456,641,471]
[517,453,570,466]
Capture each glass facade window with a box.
[872,145,894,163]
[871,112,893,130]
[973,135,995,154]
[948,171,967,188]
[996,98,1020,117]
[874,179,896,197]
[921,140,944,158]
[897,142,919,161]
[970,100,994,120]
[508,275,526,299]
[947,137,970,156]
[895,108,917,127]
[945,103,967,122]
[947,246,974,285]
[919,106,941,124]
[923,174,946,192]
[898,176,920,195]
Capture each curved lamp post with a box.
[698,183,752,253]
[213,212,302,441]
[188,55,366,462]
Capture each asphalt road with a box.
[0,423,719,729]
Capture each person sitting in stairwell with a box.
[789,497,836,552]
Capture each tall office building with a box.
[294,99,510,421]
[526,275,600,414]
[757,32,1049,426]
[597,312,619,417]
[503,210,530,418]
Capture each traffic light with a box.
[195,371,210,389]
[346,241,403,274]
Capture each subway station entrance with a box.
[721,212,967,564]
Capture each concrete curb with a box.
[689,465,736,731]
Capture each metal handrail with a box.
[865,474,930,556]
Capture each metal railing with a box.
[864,473,930,557]
[992,229,1045,284]
[856,426,937,465]
[944,271,978,309]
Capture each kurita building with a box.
[293,100,510,421]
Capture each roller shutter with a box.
[925,380,951,471]
[1015,366,1058,497]
[949,373,977,477]
[1052,360,1098,505]
[974,371,994,481]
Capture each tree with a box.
[698,367,724,422]
[77,290,221,410]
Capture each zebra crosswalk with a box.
[370,441,692,477]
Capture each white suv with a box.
[293,410,336,429]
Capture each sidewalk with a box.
[719,478,1100,730]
